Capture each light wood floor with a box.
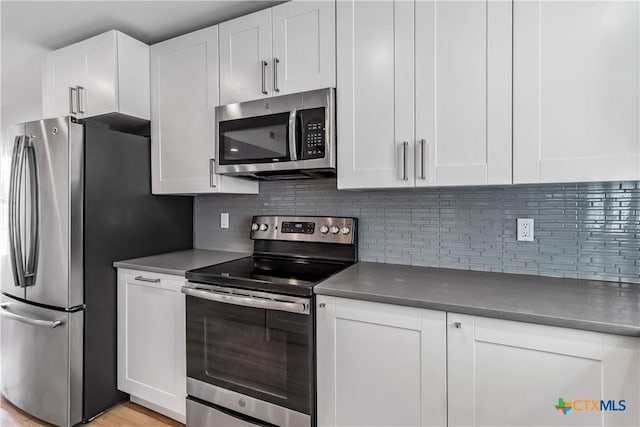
[1,397,184,427]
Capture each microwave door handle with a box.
[288,109,298,161]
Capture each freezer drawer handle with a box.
[0,303,63,328]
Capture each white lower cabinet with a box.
[317,297,640,427]
[316,296,447,427]
[447,313,640,427]
[117,269,186,422]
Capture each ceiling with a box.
[0,0,285,124]
[1,1,285,50]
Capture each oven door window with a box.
[186,296,312,415]
[219,112,292,165]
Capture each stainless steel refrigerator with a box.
[1,116,193,426]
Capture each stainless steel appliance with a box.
[183,215,357,426]
[1,117,193,426]
[215,88,335,180]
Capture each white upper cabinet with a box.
[415,0,512,187]
[337,0,511,190]
[513,1,640,184]
[219,9,273,105]
[220,0,336,105]
[272,0,336,95]
[150,27,258,195]
[448,313,640,427]
[43,30,150,120]
[337,0,415,189]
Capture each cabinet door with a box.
[43,46,85,119]
[117,269,186,421]
[317,296,446,427]
[272,0,336,95]
[415,0,512,186]
[150,27,219,194]
[219,9,272,105]
[448,313,640,427]
[336,0,415,189]
[81,31,118,118]
[513,1,640,183]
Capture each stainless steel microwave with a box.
[215,88,335,180]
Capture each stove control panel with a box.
[250,216,356,244]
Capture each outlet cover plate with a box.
[517,218,534,242]
[221,212,229,229]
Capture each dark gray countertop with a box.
[113,249,250,276]
[315,262,640,337]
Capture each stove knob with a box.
[251,223,259,231]
[259,223,269,231]
[320,225,329,234]
[341,226,351,235]
[330,226,340,234]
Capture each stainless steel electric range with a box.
[183,215,357,426]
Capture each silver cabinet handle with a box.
[288,109,298,161]
[76,86,85,114]
[402,141,409,181]
[69,87,77,114]
[182,285,310,315]
[273,58,280,93]
[420,139,427,180]
[209,158,216,188]
[134,276,160,283]
[0,303,63,328]
[261,60,268,95]
[319,303,326,308]
[454,322,462,329]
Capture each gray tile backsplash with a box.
[195,179,640,284]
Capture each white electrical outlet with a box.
[220,213,229,229]
[517,218,534,242]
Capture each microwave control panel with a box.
[299,108,326,160]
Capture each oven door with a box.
[183,283,313,426]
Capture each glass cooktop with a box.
[185,256,354,297]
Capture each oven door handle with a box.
[181,286,310,315]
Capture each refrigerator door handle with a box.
[8,135,26,288]
[0,303,63,328]
[24,136,39,286]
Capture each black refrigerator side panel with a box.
[83,124,193,420]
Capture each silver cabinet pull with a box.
[319,303,326,308]
[454,322,462,329]
[0,303,63,328]
[69,87,77,114]
[209,158,216,188]
[76,86,85,114]
[273,58,280,93]
[134,276,160,283]
[402,141,409,181]
[420,139,427,180]
[261,60,268,95]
